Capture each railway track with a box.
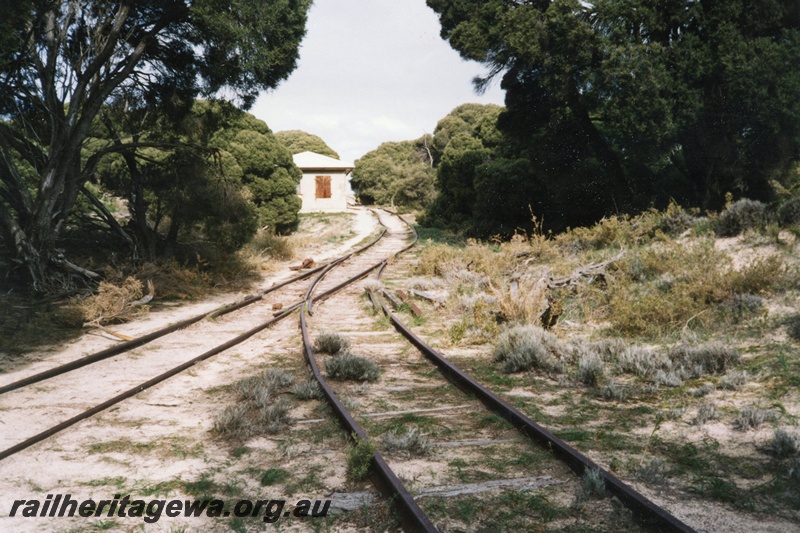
[0,214,391,461]
[0,208,693,531]
[301,211,694,532]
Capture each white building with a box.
[293,151,354,213]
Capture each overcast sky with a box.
[251,0,505,164]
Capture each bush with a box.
[246,230,294,260]
[777,197,800,226]
[347,438,376,481]
[733,406,774,431]
[719,371,748,391]
[260,398,293,434]
[380,428,431,456]
[716,199,768,237]
[637,458,668,485]
[577,353,604,386]
[235,369,294,408]
[768,428,800,458]
[786,314,800,342]
[693,402,717,425]
[580,468,607,499]
[325,353,381,382]
[292,380,322,400]
[213,404,252,440]
[493,324,566,374]
[314,332,350,355]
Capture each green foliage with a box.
[0,0,312,290]
[425,0,800,235]
[346,437,376,481]
[351,136,436,209]
[715,199,769,237]
[95,100,301,263]
[274,130,339,158]
[325,353,381,382]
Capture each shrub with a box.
[380,428,432,456]
[361,279,384,293]
[722,294,763,321]
[493,324,566,374]
[733,406,774,431]
[716,199,767,237]
[490,276,548,325]
[654,370,683,388]
[246,230,294,260]
[262,369,294,389]
[347,437,376,481]
[235,369,294,408]
[690,383,715,397]
[213,404,252,440]
[719,371,748,391]
[292,380,322,400]
[577,353,604,386]
[777,197,800,226]
[616,347,665,377]
[666,344,740,376]
[234,377,272,408]
[325,353,381,382]
[598,382,628,401]
[637,458,668,485]
[654,202,697,236]
[260,398,293,434]
[580,468,607,499]
[693,402,717,425]
[767,429,800,458]
[314,332,350,355]
[786,314,800,342]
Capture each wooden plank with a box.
[396,289,422,317]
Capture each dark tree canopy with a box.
[0,0,311,291]
[275,130,339,159]
[426,0,800,235]
[94,101,300,261]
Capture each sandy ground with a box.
[0,207,377,532]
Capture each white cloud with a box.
[252,0,505,163]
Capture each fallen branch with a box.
[547,249,625,289]
[408,289,449,307]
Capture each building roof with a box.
[293,151,354,171]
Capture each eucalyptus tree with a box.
[0,0,311,291]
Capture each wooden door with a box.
[315,175,332,199]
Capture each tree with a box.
[94,101,299,260]
[0,0,311,291]
[426,0,800,230]
[275,130,339,159]
[421,104,507,230]
[351,136,436,210]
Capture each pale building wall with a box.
[298,171,349,212]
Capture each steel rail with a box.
[297,209,436,531]
[367,216,694,532]
[0,228,386,396]
[0,220,391,461]
[298,257,438,532]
